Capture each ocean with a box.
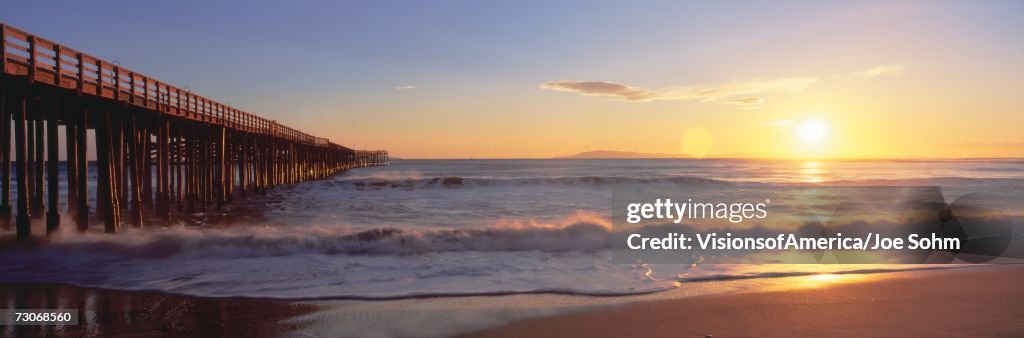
[1,158,1022,299]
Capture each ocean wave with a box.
[677,266,960,283]
[334,175,735,190]
[331,174,1024,190]
[809,176,1024,186]
[15,213,614,258]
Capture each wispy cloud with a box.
[540,77,816,104]
[662,78,816,101]
[721,97,766,110]
[394,85,417,90]
[849,64,906,79]
[722,97,765,106]
[539,81,654,101]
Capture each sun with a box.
[795,119,829,146]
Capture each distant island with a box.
[557,150,690,159]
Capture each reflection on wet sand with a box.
[0,284,315,337]
[793,273,864,288]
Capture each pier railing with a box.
[1,23,340,149]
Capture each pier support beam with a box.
[97,111,120,233]
[116,116,126,215]
[217,127,226,210]
[65,104,79,217]
[143,127,153,209]
[75,109,89,231]
[26,109,36,217]
[129,116,143,227]
[186,127,196,214]
[33,109,44,217]
[46,97,60,233]
[157,119,170,221]
[15,96,31,240]
[0,84,11,227]
[239,134,247,197]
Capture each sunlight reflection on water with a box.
[800,161,826,183]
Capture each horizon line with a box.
[388,156,1024,161]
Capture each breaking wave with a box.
[333,175,735,190]
[331,175,1024,190]
[12,213,614,259]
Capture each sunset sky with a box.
[4,1,1022,159]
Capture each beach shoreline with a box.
[467,265,1024,338]
[2,265,1021,337]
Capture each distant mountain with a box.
[557,150,690,159]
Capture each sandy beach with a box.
[468,265,1024,338]
[0,266,1020,337]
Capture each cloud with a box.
[849,64,906,79]
[539,81,654,101]
[540,77,816,104]
[394,85,417,90]
[722,97,765,106]
[663,78,817,101]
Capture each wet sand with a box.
[467,265,1024,338]
[0,284,315,337]
[1,266,1022,337]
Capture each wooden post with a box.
[0,84,11,226]
[289,143,293,183]
[157,119,169,221]
[186,126,196,213]
[116,116,126,212]
[176,127,184,211]
[65,106,79,216]
[225,131,233,203]
[46,97,60,233]
[254,136,259,192]
[95,128,105,221]
[34,110,44,216]
[128,116,143,227]
[111,114,121,221]
[169,128,176,214]
[217,127,226,209]
[253,137,260,194]
[97,111,119,233]
[95,112,108,222]
[175,127,183,211]
[26,109,36,216]
[266,138,274,190]
[202,127,211,211]
[239,133,247,197]
[15,97,31,240]
[258,136,265,193]
[143,128,153,209]
[197,127,204,209]
[76,108,88,231]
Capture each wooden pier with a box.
[0,23,388,239]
